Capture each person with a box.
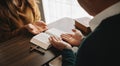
[49,0,120,66]
[0,0,47,43]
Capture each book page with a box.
[30,33,51,50]
[45,28,66,38]
[48,17,75,33]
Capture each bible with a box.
[30,28,66,50]
[75,17,92,36]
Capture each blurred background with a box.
[39,0,93,24]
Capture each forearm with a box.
[61,49,76,66]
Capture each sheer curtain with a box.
[42,0,92,24]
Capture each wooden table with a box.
[0,17,75,66]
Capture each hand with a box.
[49,36,72,50]
[25,21,48,35]
[33,21,48,32]
[61,29,83,46]
[25,24,41,34]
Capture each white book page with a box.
[30,33,51,50]
[34,33,50,44]
[45,28,66,38]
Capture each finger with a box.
[72,29,80,34]
[26,24,34,30]
[52,36,60,42]
[29,23,40,30]
[48,37,52,42]
[72,29,77,32]
[55,36,61,41]
[61,34,71,38]
[32,23,45,32]
[40,22,47,26]
[32,30,40,35]
[49,36,56,46]
[72,29,82,35]
[41,21,47,25]
[39,21,45,23]
[50,36,57,43]
[36,21,47,26]
[62,36,71,42]
[49,36,58,48]
[33,22,48,32]
[61,34,72,36]
[58,37,62,41]
[49,37,54,44]
[61,34,72,39]
[26,24,40,34]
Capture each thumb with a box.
[72,29,82,36]
[72,29,77,33]
[25,24,34,30]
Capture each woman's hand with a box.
[49,36,72,50]
[25,21,48,35]
[33,21,48,32]
[61,29,83,46]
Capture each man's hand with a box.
[61,29,83,46]
[49,36,72,50]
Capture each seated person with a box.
[0,0,47,43]
[49,0,120,66]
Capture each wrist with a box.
[62,41,72,50]
[64,45,72,50]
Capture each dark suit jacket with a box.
[61,14,120,66]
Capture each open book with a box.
[30,28,66,50]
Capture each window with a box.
[42,0,92,24]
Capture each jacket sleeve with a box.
[61,49,76,66]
